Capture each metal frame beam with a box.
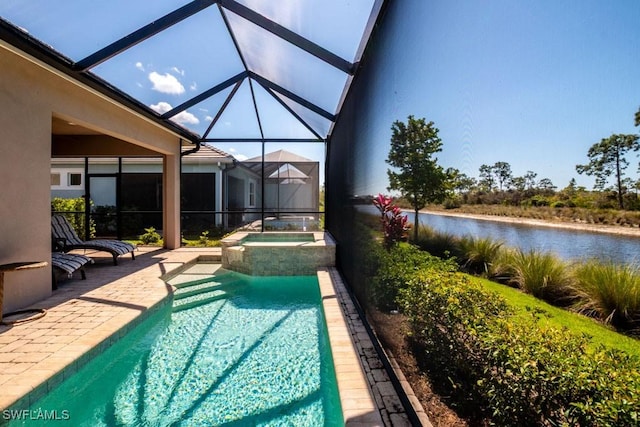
[249,72,335,122]
[75,0,218,71]
[161,71,247,119]
[260,85,324,140]
[202,138,323,143]
[219,0,354,75]
[202,78,244,139]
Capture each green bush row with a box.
[389,254,640,426]
[411,226,640,331]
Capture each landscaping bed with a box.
[366,242,640,426]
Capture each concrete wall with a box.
[0,41,183,312]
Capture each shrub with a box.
[398,270,512,412]
[443,197,462,209]
[371,244,456,311]
[571,260,640,329]
[499,248,573,304]
[372,194,410,249]
[410,224,459,259]
[457,235,504,275]
[397,270,640,426]
[479,316,640,426]
[139,227,161,245]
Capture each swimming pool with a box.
[12,269,343,426]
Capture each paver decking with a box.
[0,247,427,426]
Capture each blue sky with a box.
[399,0,640,190]
[1,1,639,191]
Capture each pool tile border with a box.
[319,267,387,426]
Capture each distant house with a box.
[51,147,319,236]
[227,149,320,229]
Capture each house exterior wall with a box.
[0,41,184,312]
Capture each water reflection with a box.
[418,212,640,264]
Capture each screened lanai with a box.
[0,1,385,239]
[0,0,394,314]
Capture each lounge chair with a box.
[51,214,136,265]
[51,252,93,290]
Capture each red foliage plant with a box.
[372,194,411,249]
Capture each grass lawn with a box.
[474,275,640,356]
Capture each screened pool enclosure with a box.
[0,0,384,237]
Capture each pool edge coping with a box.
[318,267,385,426]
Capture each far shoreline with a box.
[415,208,640,238]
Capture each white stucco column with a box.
[163,153,181,249]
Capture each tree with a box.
[446,167,476,193]
[524,171,538,190]
[387,116,448,240]
[563,178,578,198]
[492,161,513,190]
[512,176,526,192]
[635,106,640,127]
[576,134,640,209]
[537,178,556,193]
[478,164,495,191]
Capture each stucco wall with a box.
[0,42,183,312]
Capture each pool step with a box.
[173,288,229,312]
[172,272,237,291]
[173,276,236,300]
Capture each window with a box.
[248,180,256,207]
[51,168,83,189]
[68,173,82,186]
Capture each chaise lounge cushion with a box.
[51,252,93,289]
[51,214,136,265]
[51,252,93,277]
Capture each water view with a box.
[418,212,640,263]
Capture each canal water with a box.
[357,206,640,263]
[418,212,640,263]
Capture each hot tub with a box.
[221,232,336,276]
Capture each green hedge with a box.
[396,267,640,426]
[370,244,456,310]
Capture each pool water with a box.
[241,232,315,243]
[15,270,343,426]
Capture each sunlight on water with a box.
[14,274,343,426]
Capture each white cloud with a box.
[150,101,172,114]
[149,71,185,95]
[171,66,185,76]
[150,102,200,125]
[205,115,213,122]
[172,111,199,125]
[190,82,198,91]
[233,154,248,161]
[135,62,145,71]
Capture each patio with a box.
[0,247,424,426]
